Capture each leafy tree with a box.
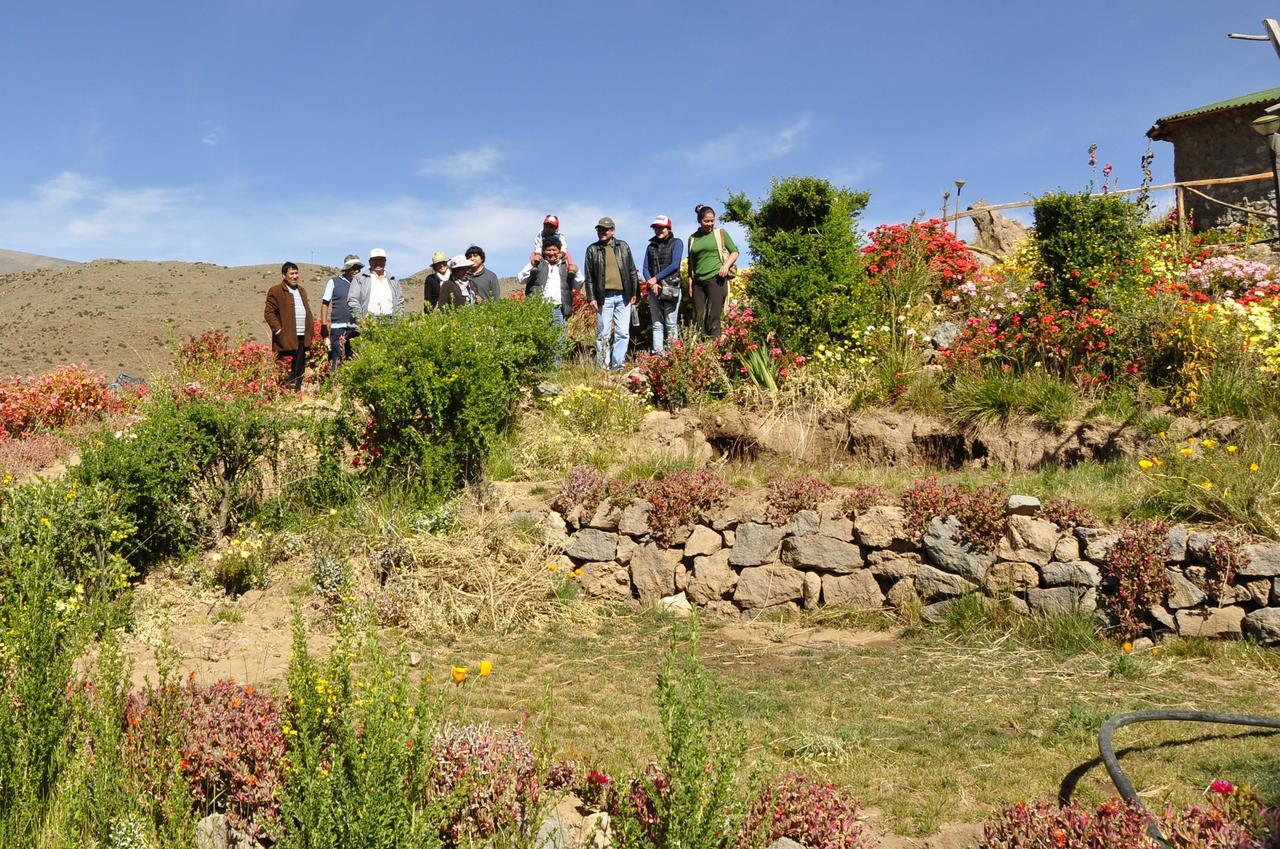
[723,176,871,352]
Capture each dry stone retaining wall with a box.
[543,496,1280,645]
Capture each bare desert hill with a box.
[0,260,523,377]
[0,248,79,275]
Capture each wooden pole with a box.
[1176,185,1187,232]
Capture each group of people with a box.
[263,206,739,388]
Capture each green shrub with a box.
[613,623,749,849]
[1032,190,1145,305]
[340,298,560,500]
[723,176,871,353]
[74,394,287,568]
[946,368,1080,425]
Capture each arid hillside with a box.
[0,248,79,275]
[0,259,440,377]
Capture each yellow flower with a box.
[40,517,51,527]
[1227,445,1239,453]
[1251,463,1260,472]
[1138,459,1153,470]
[479,659,493,677]
[451,666,468,685]
[1153,457,1164,466]
[1122,641,1133,653]
[1202,439,1217,449]
[1199,481,1213,490]
[1179,447,1194,457]
[1150,647,1160,657]
[329,508,337,515]
[1158,432,1167,440]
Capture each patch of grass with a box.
[936,594,1109,657]
[210,606,243,625]
[404,610,1280,836]
[947,368,1081,426]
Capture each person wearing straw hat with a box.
[348,247,405,321]
[438,254,477,307]
[320,254,363,366]
[423,251,450,311]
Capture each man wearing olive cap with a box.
[582,217,642,371]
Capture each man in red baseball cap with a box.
[533,214,572,266]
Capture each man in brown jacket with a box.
[264,261,315,391]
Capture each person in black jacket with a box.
[582,217,641,371]
[423,251,449,311]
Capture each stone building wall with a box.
[1158,106,1275,232]
[542,495,1280,645]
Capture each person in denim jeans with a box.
[582,217,641,371]
[642,215,684,354]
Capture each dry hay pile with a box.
[349,503,596,636]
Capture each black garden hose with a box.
[1098,710,1280,848]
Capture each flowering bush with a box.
[549,383,648,435]
[765,475,834,523]
[900,477,1007,551]
[0,364,138,441]
[637,340,729,409]
[738,772,873,849]
[612,470,732,547]
[1137,435,1279,538]
[863,219,980,286]
[553,464,608,518]
[943,269,1026,323]
[208,524,271,595]
[426,724,540,842]
[1181,255,1277,299]
[174,330,284,403]
[983,798,1156,848]
[717,302,808,389]
[1100,518,1171,640]
[841,484,891,517]
[1039,498,1098,531]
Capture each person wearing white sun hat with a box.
[348,247,405,321]
[438,254,477,307]
[643,214,684,354]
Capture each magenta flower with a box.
[1209,779,1235,795]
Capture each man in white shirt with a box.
[348,247,405,321]
[518,237,580,363]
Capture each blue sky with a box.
[3,1,1277,276]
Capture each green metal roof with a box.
[1149,86,1280,137]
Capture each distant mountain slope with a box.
[0,259,345,377]
[0,248,79,275]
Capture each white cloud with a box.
[200,125,224,146]
[416,144,503,179]
[0,171,644,275]
[674,115,812,168]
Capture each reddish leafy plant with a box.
[738,772,873,849]
[1100,518,1172,640]
[766,475,835,524]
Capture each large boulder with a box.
[1176,606,1246,638]
[566,529,618,562]
[729,523,785,567]
[803,572,822,609]
[1187,531,1217,563]
[1164,525,1189,563]
[618,500,653,537]
[968,201,1029,257]
[588,501,622,531]
[1076,528,1120,563]
[577,561,631,599]
[734,564,806,610]
[867,550,923,578]
[983,561,1039,596]
[822,571,884,608]
[921,598,962,623]
[886,577,920,610]
[1165,570,1207,610]
[914,564,976,601]
[1243,608,1280,645]
[818,511,855,542]
[780,536,863,574]
[631,544,681,603]
[922,516,994,583]
[996,516,1059,566]
[1239,543,1280,577]
[684,525,722,558]
[854,505,909,549]
[685,551,738,604]
[1027,586,1096,615]
[1041,560,1102,588]
[786,510,821,537]
[1005,495,1041,516]
[1053,535,1081,563]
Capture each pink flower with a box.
[1209,779,1235,795]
